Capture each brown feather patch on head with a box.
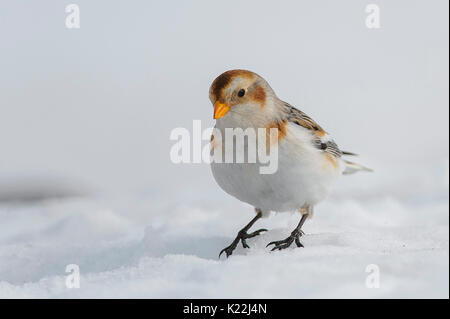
[209,69,255,102]
[252,85,266,104]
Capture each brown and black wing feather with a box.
[283,102,343,159]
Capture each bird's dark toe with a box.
[266,240,282,248]
[247,229,268,238]
[267,232,304,251]
[220,228,267,258]
[295,236,304,248]
[219,246,234,258]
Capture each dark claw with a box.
[266,240,280,248]
[295,236,304,248]
[270,244,281,251]
[247,229,268,238]
[219,228,267,258]
[219,247,233,258]
[266,230,304,251]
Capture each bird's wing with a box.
[283,102,342,159]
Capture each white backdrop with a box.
[0,0,448,197]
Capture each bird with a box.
[208,70,372,258]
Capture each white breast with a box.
[210,122,342,213]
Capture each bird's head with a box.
[209,70,280,125]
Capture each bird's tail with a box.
[342,159,373,175]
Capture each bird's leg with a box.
[219,208,267,258]
[266,208,310,251]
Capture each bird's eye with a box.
[237,89,245,97]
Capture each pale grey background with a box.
[0,0,448,200]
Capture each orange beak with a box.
[213,102,230,119]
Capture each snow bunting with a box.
[209,70,372,258]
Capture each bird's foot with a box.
[219,228,268,258]
[266,229,305,251]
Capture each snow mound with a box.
[0,188,448,298]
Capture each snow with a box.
[0,165,448,298]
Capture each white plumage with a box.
[211,122,342,214]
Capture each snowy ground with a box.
[0,165,448,299]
